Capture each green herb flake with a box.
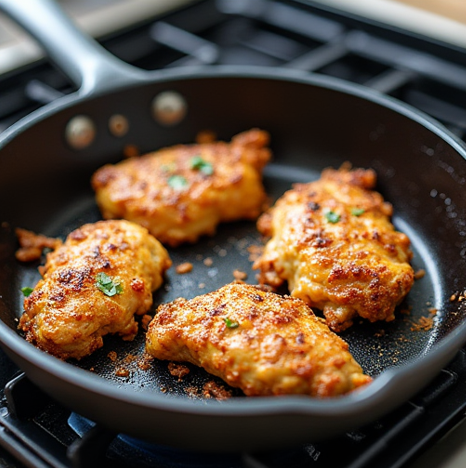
[96,272,123,297]
[351,207,365,217]
[224,317,239,329]
[325,210,340,223]
[168,175,189,190]
[190,155,213,175]
[21,287,34,297]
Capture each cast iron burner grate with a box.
[0,349,466,468]
[1,0,466,137]
[0,0,466,467]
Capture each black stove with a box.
[0,1,466,467]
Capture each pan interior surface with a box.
[7,183,451,395]
[0,73,466,445]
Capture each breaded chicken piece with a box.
[19,220,171,360]
[91,129,271,247]
[146,282,372,398]
[253,165,414,332]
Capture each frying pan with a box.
[0,0,466,453]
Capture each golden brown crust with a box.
[253,165,414,332]
[19,220,171,360]
[91,129,271,247]
[146,282,372,398]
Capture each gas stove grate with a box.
[0,349,466,468]
[1,0,465,139]
[0,1,466,467]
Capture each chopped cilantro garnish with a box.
[190,155,213,175]
[351,207,365,216]
[21,287,34,297]
[168,175,189,190]
[96,272,123,297]
[224,317,239,329]
[325,210,340,223]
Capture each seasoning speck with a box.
[233,269,248,280]
[168,362,190,381]
[115,367,130,378]
[176,262,193,274]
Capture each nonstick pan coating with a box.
[0,0,466,452]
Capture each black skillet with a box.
[0,0,466,453]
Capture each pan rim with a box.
[0,65,465,419]
[0,320,463,416]
[1,64,466,157]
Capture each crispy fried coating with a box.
[91,129,271,247]
[146,282,372,397]
[19,220,171,360]
[254,165,414,332]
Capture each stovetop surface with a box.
[0,1,465,467]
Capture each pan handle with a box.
[0,0,146,96]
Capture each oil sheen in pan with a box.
[15,168,440,398]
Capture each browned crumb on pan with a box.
[202,381,233,401]
[233,269,248,281]
[124,353,137,364]
[410,308,437,332]
[247,244,264,262]
[450,290,466,302]
[176,262,193,274]
[115,367,130,378]
[203,257,213,267]
[138,353,154,371]
[414,269,426,280]
[374,329,386,338]
[196,129,217,144]
[15,228,62,262]
[168,362,190,381]
[185,386,201,398]
[141,314,152,331]
[123,144,140,158]
[107,351,118,362]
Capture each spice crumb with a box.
[202,381,232,400]
[141,314,152,330]
[168,362,190,381]
[107,351,117,362]
[185,386,201,398]
[247,244,263,262]
[414,269,426,280]
[15,227,62,262]
[233,269,248,281]
[176,262,193,274]
[115,367,130,377]
[123,144,140,158]
[203,257,213,267]
[124,354,137,364]
[138,353,154,371]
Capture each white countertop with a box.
[312,0,466,48]
[0,0,190,75]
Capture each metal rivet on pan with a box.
[152,91,187,126]
[65,115,96,149]
[109,114,129,137]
